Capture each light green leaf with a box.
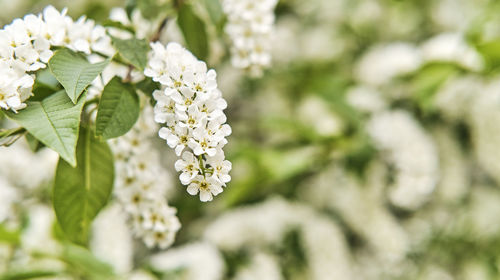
[25,133,45,152]
[62,244,115,279]
[53,127,114,246]
[204,0,224,25]
[102,19,135,34]
[0,223,20,244]
[111,36,149,70]
[48,48,110,103]
[5,90,85,166]
[178,4,209,60]
[96,76,140,139]
[0,127,26,147]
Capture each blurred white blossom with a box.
[222,0,278,75]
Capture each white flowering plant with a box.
[0,0,240,254]
[5,0,500,279]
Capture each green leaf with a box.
[0,127,26,146]
[62,244,115,279]
[135,77,160,98]
[178,4,209,60]
[409,62,460,112]
[102,19,135,34]
[136,0,163,19]
[476,40,500,70]
[48,48,110,103]
[53,127,114,245]
[5,90,85,166]
[35,68,60,89]
[0,223,20,244]
[96,77,140,139]
[25,133,45,152]
[111,36,149,70]
[204,0,224,25]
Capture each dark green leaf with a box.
[178,4,209,60]
[135,77,160,98]
[54,127,114,246]
[96,77,140,139]
[111,36,149,70]
[49,48,110,103]
[5,91,85,166]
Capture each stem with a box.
[93,50,129,66]
[84,97,99,107]
[198,155,206,177]
[150,18,169,42]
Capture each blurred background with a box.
[2,0,500,279]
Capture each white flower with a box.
[187,175,223,202]
[149,242,225,280]
[140,203,180,232]
[145,42,232,201]
[0,5,114,112]
[153,90,177,124]
[143,229,177,249]
[174,151,200,184]
[222,0,278,75]
[159,125,190,156]
[111,103,180,249]
[189,127,218,156]
[207,152,232,184]
[355,43,422,86]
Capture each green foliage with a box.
[111,36,149,70]
[177,4,209,60]
[49,48,110,104]
[5,90,86,167]
[53,127,114,246]
[96,76,140,139]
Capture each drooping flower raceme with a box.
[0,5,112,112]
[111,104,181,249]
[222,0,278,76]
[145,42,232,202]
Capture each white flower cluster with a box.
[150,242,225,280]
[0,6,113,112]
[111,105,180,249]
[368,110,439,210]
[222,0,278,75]
[145,42,232,202]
